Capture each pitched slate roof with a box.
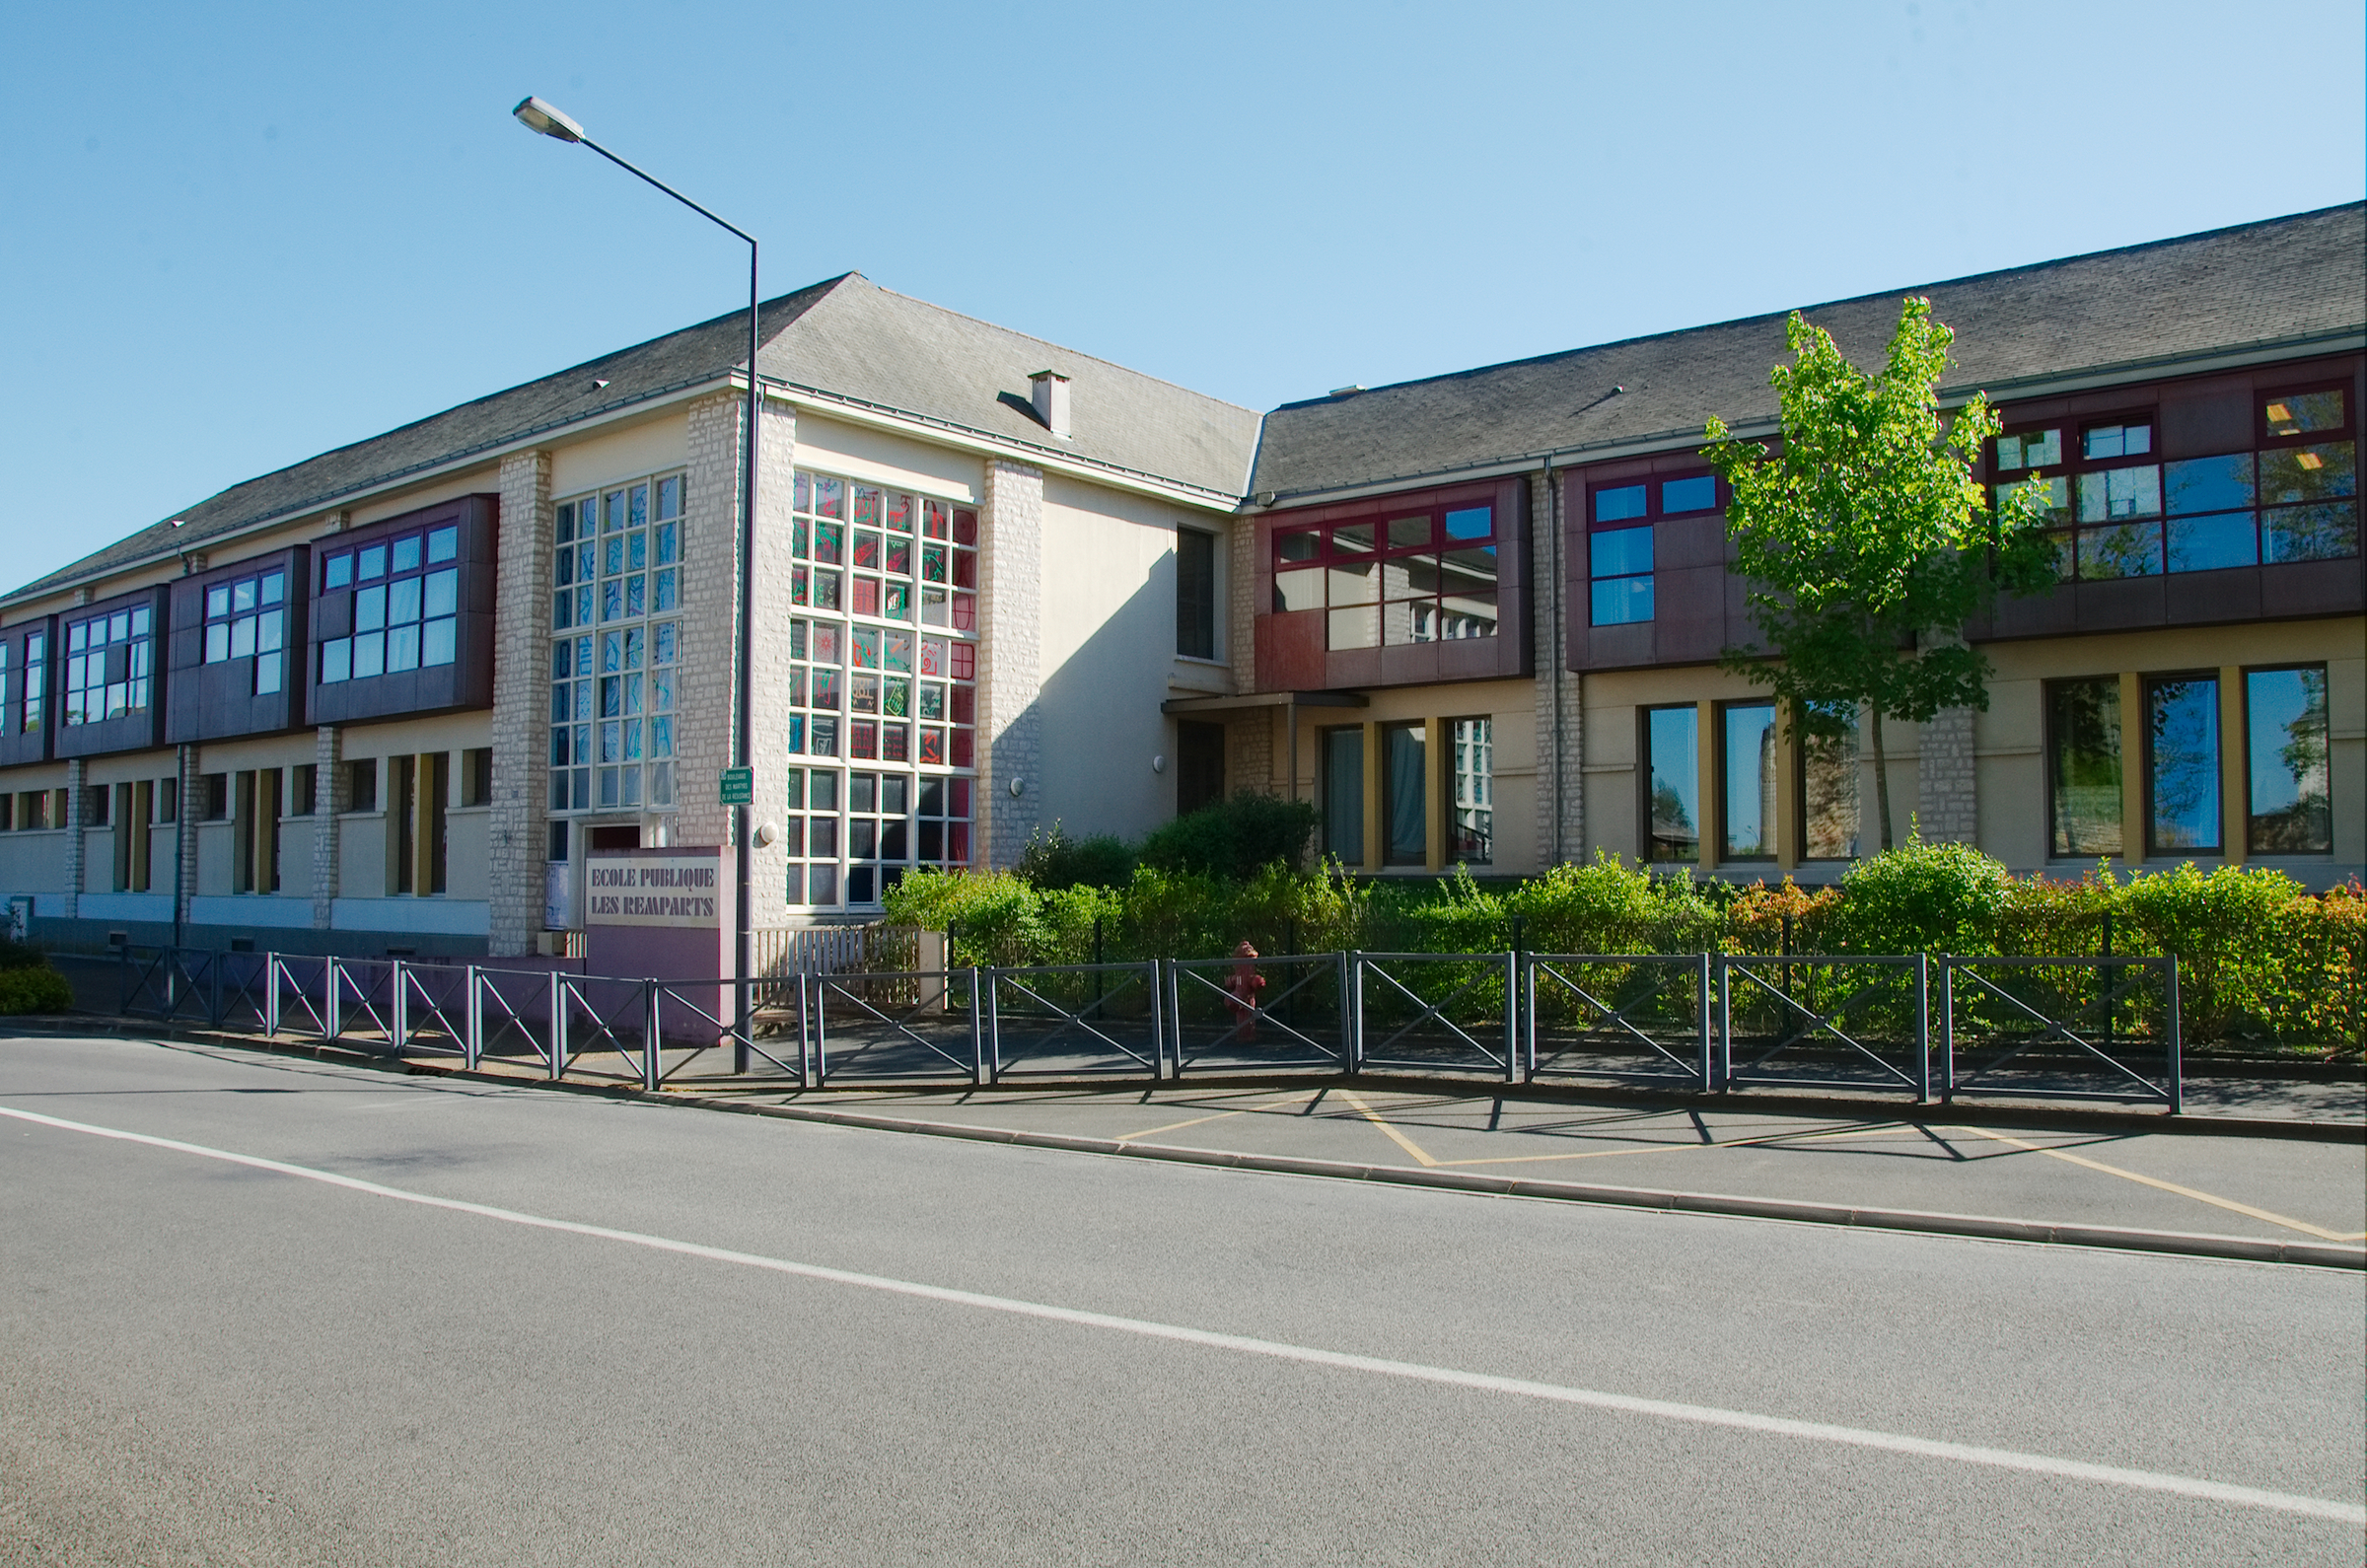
[1251,202,2367,503]
[11,273,1261,604]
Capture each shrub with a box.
[1016,823,1136,891]
[0,963,73,1015]
[1726,877,1842,955]
[1137,793,1319,882]
[0,938,47,970]
[881,867,1047,967]
[2119,862,2319,1045]
[1504,854,1722,955]
[1826,836,2009,955]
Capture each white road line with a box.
[5,1101,2358,1528]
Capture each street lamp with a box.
[514,96,760,1050]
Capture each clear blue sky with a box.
[3,0,2360,589]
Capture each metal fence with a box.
[85,944,2187,1109]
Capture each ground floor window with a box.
[785,765,970,908]
[1643,705,1698,863]
[1449,717,1491,865]
[2046,677,2123,858]
[1322,727,1363,861]
[2246,666,2331,854]
[1384,723,1426,865]
[1719,702,1776,861]
[2145,675,2220,855]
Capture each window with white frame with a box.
[549,474,682,814]
[782,469,979,908]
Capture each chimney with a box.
[1029,370,1071,439]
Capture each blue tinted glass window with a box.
[1662,475,1716,514]
[1591,576,1653,626]
[1591,527,1653,578]
[1443,507,1491,540]
[1593,485,1647,524]
[2165,455,2255,516]
[2166,514,2256,572]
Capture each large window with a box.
[1588,473,1717,627]
[1799,702,1860,861]
[778,470,981,907]
[19,630,41,734]
[1177,530,1216,659]
[2046,677,2123,858]
[1322,727,1364,862]
[64,605,153,726]
[1450,718,1491,864]
[1643,705,1699,863]
[2245,666,2331,855]
[204,566,289,695]
[549,475,682,813]
[1995,390,2357,579]
[1274,502,1498,650]
[1719,701,1776,860]
[322,525,460,684]
[2145,675,2220,854]
[1384,722,1426,865]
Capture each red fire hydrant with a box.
[1223,940,1265,1042]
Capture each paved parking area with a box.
[688,1083,2367,1248]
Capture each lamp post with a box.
[514,96,759,1041]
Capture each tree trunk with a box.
[1868,706,1894,852]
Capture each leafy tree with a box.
[1703,298,2057,850]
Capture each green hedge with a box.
[884,841,2365,1050]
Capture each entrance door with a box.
[1176,722,1225,817]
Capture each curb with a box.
[630,1090,2365,1271]
[13,1022,2365,1267]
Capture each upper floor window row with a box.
[1587,472,1720,627]
[792,472,979,632]
[322,526,461,685]
[64,606,153,726]
[1993,390,2358,581]
[1273,502,1498,649]
[554,478,681,631]
[204,568,288,695]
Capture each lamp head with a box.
[512,97,585,143]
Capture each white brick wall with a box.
[1532,472,1584,866]
[487,448,552,956]
[745,399,799,928]
[60,758,83,917]
[310,725,342,928]
[676,393,744,854]
[1916,705,1977,844]
[977,460,1043,868]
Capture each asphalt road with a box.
[3,1033,2361,1566]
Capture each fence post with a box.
[208,950,223,1030]
[643,979,662,1092]
[391,960,409,1056]
[1937,958,1955,1104]
[967,966,984,1086]
[462,966,481,1070]
[1911,951,1930,1103]
[264,955,281,1037]
[814,971,830,1087]
[1518,952,1535,1083]
[1714,955,1731,1091]
[1162,959,1180,1081]
[325,957,342,1043]
[1695,952,1713,1093]
[1502,950,1519,1084]
[2164,956,2182,1115]
[986,967,1003,1084]
[1347,952,1365,1075]
[1333,951,1351,1072]
[546,970,565,1082]
[1147,960,1166,1084]
[798,969,813,1086]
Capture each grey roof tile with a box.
[1251,203,2366,501]
[11,273,1260,604]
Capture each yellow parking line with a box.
[1434,1121,1909,1169]
[1113,1093,1319,1143]
[1951,1126,2365,1242]
[1339,1090,1441,1167]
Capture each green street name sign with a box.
[718,766,753,806]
